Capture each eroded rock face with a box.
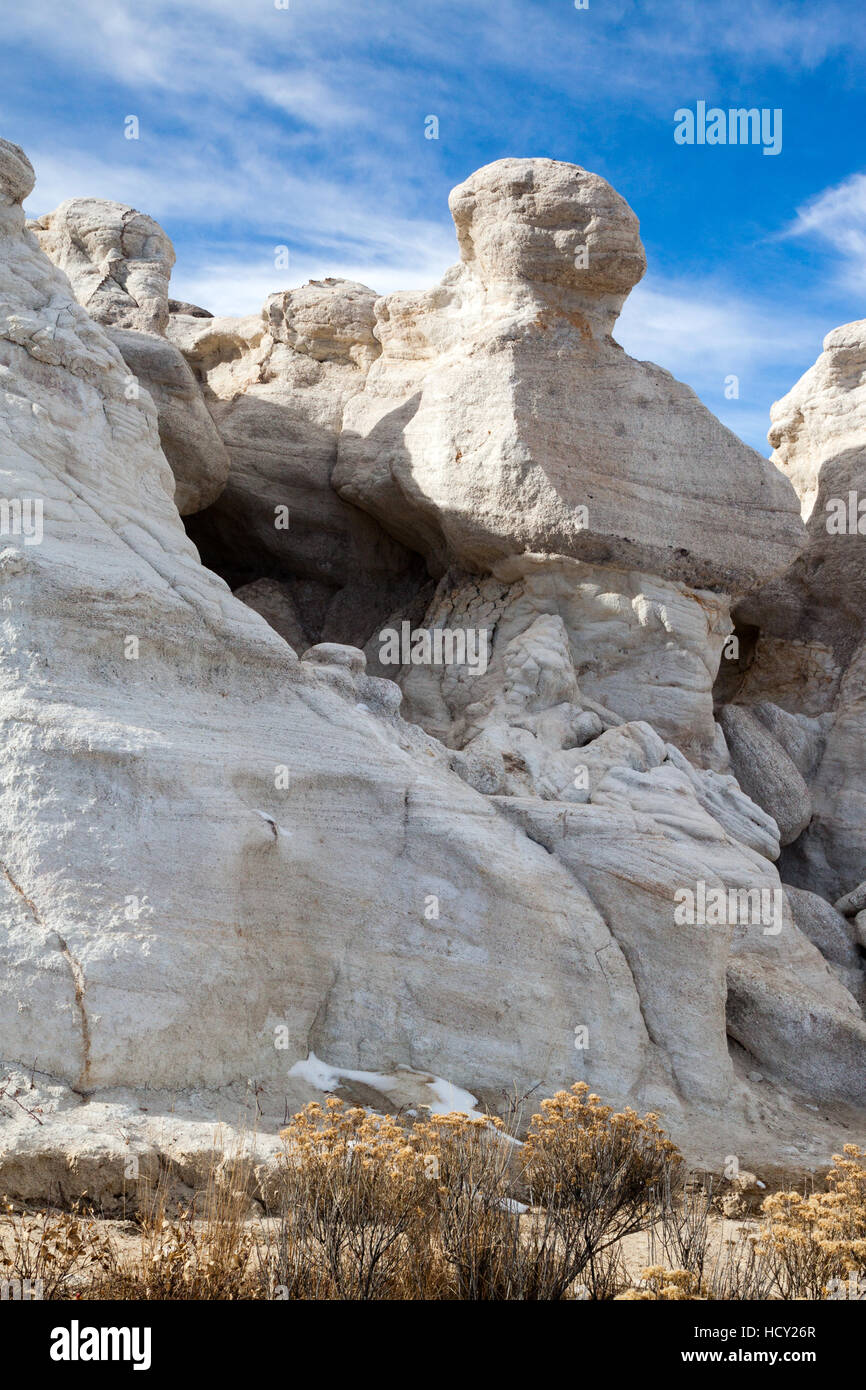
[0,140,655,1134]
[2,139,864,1187]
[107,328,230,514]
[717,705,812,846]
[31,197,175,334]
[335,158,803,593]
[175,281,426,647]
[732,323,866,900]
[369,557,734,772]
[737,322,866,666]
[31,197,230,514]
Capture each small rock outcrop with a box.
[31,197,175,334]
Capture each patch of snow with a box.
[425,1076,485,1118]
[288,1053,488,1120]
[499,1196,528,1213]
[288,1051,398,1093]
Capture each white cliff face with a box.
[3,140,865,1192]
[0,139,653,1138]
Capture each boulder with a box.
[107,327,230,514]
[785,885,861,968]
[233,577,306,652]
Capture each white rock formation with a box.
[370,557,734,772]
[30,197,229,514]
[732,321,866,900]
[171,282,425,646]
[0,140,653,1155]
[2,140,864,1193]
[335,158,803,594]
[31,197,175,333]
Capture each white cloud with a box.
[6,0,862,140]
[616,276,828,453]
[783,172,866,291]
[617,277,823,376]
[171,248,456,318]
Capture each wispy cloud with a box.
[170,244,457,318]
[616,276,828,452]
[6,0,865,459]
[783,171,866,292]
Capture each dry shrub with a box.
[521,1083,683,1297]
[653,1172,714,1280]
[616,1265,706,1300]
[95,1148,255,1300]
[272,1099,436,1300]
[757,1145,866,1300]
[10,1090,862,1302]
[409,1111,596,1300]
[408,1111,519,1299]
[0,1199,113,1298]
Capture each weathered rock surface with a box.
[785,885,861,968]
[31,197,229,514]
[2,139,864,1189]
[737,322,866,669]
[233,577,306,652]
[836,881,866,917]
[371,557,734,771]
[107,327,230,514]
[0,139,655,1141]
[31,197,175,334]
[717,704,812,846]
[335,158,803,593]
[730,323,866,900]
[174,282,426,647]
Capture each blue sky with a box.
[1,0,865,453]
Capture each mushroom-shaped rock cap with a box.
[448,157,646,317]
[0,138,35,206]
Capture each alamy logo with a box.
[826,492,866,534]
[0,496,43,545]
[379,622,489,675]
[50,1320,152,1371]
[674,102,782,156]
[827,1270,866,1300]
[674,880,783,935]
[1,1278,42,1300]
